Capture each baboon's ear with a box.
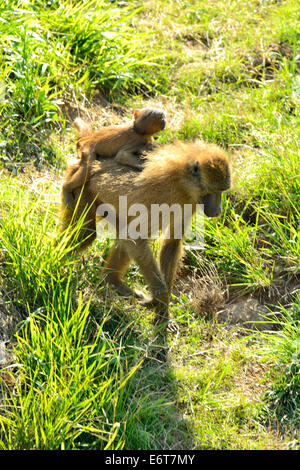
[190,161,201,177]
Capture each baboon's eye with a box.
[190,161,200,177]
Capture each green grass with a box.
[0,290,140,450]
[0,0,162,165]
[0,174,167,450]
[256,296,300,445]
[0,0,299,450]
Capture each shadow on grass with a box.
[89,290,196,450]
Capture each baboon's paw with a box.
[134,290,154,305]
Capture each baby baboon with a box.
[62,108,166,210]
[61,140,231,327]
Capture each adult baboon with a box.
[60,140,231,329]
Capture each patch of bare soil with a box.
[245,42,296,82]
[217,297,276,331]
[61,94,129,129]
[177,31,212,50]
[176,255,277,331]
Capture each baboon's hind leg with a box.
[105,241,133,297]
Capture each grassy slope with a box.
[0,0,299,449]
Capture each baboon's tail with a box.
[74,117,93,139]
[59,190,98,251]
[59,197,74,232]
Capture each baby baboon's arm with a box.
[115,146,144,170]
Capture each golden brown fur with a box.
[60,140,231,332]
[62,108,166,210]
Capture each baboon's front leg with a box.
[123,239,169,326]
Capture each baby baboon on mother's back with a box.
[62,108,166,210]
